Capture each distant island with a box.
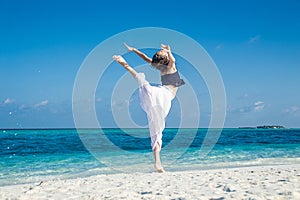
[238,125,285,129]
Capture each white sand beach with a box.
[1,164,299,200]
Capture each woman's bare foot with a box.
[154,163,165,173]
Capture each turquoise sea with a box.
[0,128,299,186]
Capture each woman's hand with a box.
[161,44,176,66]
[161,44,171,52]
[124,42,135,52]
[113,55,128,67]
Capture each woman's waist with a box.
[162,85,177,99]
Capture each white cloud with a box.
[254,101,265,112]
[254,101,264,106]
[248,35,261,44]
[112,100,125,110]
[283,106,299,114]
[228,101,265,113]
[4,98,15,104]
[96,98,102,102]
[34,100,49,108]
[19,104,26,110]
[243,93,249,98]
[215,44,224,50]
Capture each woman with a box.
[113,43,185,172]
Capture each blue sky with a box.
[0,0,299,128]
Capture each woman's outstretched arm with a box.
[124,43,152,64]
[113,55,137,77]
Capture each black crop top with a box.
[161,71,185,87]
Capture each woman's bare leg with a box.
[153,144,165,173]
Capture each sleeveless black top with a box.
[161,71,185,87]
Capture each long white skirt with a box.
[135,73,173,151]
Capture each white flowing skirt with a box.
[135,73,173,150]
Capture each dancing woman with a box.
[113,43,185,172]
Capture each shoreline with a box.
[1,164,299,199]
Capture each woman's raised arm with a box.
[113,55,137,77]
[124,43,152,64]
[161,44,176,69]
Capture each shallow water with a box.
[0,128,299,186]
